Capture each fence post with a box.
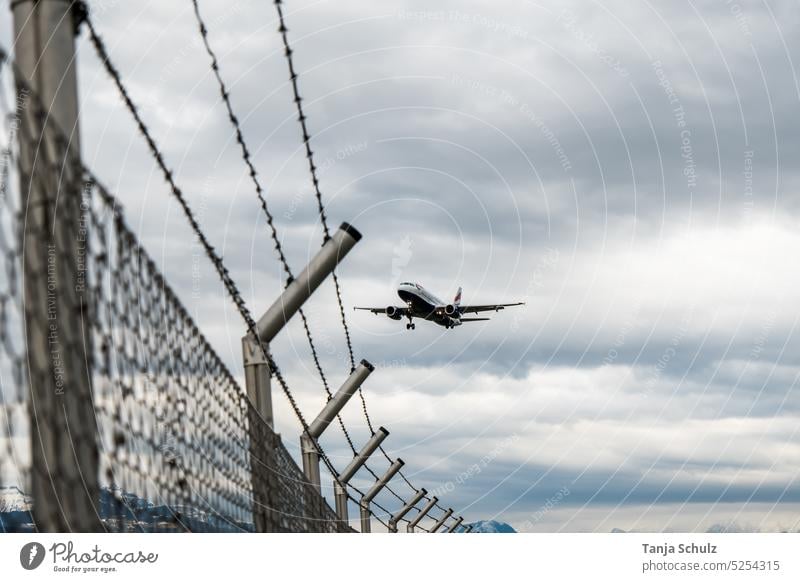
[251,221,363,496]
[248,220,361,521]
[242,334,273,428]
[388,488,427,533]
[301,360,374,492]
[334,427,389,524]
[359,459,404,533]
[430,508,454,533]
[242,334,277,531]
[12,0,101,532]
[406,496,437,533]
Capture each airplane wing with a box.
[459,302,524,314]
[459,317,491,322]
[353,306,408,315]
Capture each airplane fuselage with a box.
[397,282,462,328]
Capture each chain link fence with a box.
[0,64,350,533]
[0,77,34,532]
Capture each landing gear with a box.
[405,304,416,330]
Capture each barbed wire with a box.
[79,12,356,502]
[78,11,431,529]
[77,0,462,529]
[8,41,402,532]
[271,0,429,505]
[186,0,413,507]
[187,0,360,454]
[271,0,356,371]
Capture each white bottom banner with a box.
[1,533,796,581]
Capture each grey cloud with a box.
[3,0,799,531]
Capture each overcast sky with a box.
[4,0,800,532]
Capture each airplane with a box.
[354,282,524,330]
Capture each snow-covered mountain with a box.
[0,486,34,532]
[466,520,517,533]
[0,486,31,512]
[0,487,253,532]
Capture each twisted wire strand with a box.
[272,0,356,371]
[3,32,426,532]
[271,0,426,506]
[81,13,352,498]
[188,0,357,455]
[187,0,409,504]
[79,12,431,526]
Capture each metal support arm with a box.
[256,222,361,343]
[334,427,389,523]
[388,488,427,533]
[308,360,373,439]
[300,360,375,492]
[430,508,454,533]
[407,496,438,533]
[302,361,375,492]
[359,459,404,533]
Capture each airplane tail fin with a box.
[453,286,462,307]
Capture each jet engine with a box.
[444,304,458,316]
[386,306,403,320]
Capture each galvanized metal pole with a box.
[388,488,427,533]
[251,220,361,450]
[308,360,373,439]
[447,516,464,533]
[299,433,322,494]
[406,496,438,533]
[256,222,361,343]
[334,427,389,523]
[242,333,275,531]
[302,360,374,491]
[359,459,404,533]
[242,334,273,427]
[13,0,102,532]
[430,508,454,533]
